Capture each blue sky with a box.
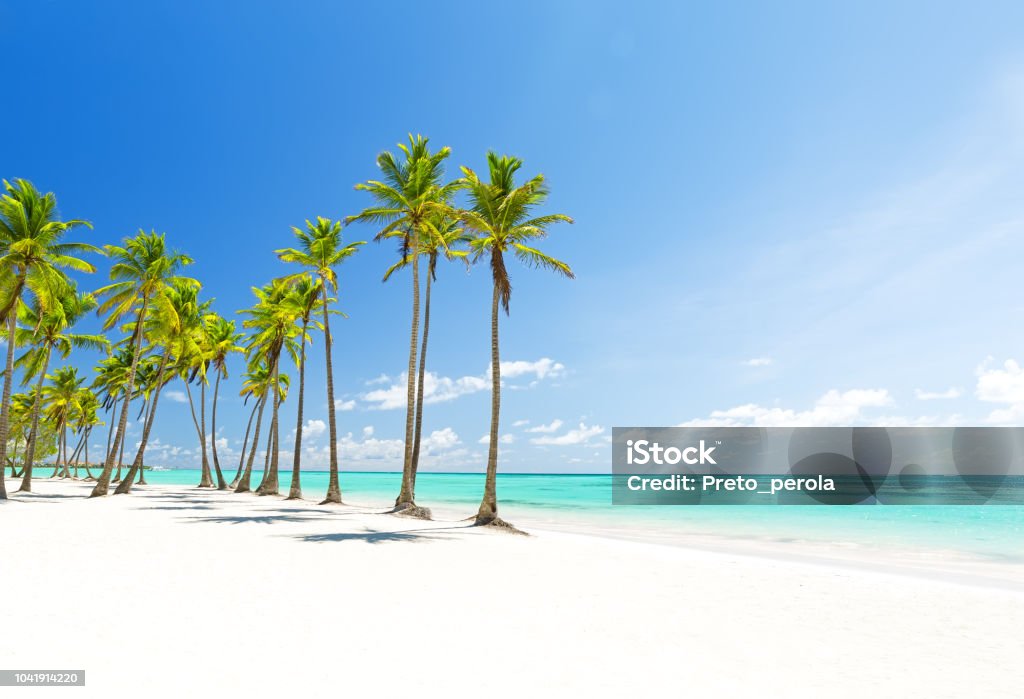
[4,1,1024,473]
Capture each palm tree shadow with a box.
[185,513,321,525]
[296,524,474,544]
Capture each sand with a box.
[2,477,1022,698]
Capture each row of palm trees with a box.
[0,135,573,526]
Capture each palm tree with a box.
[203,313,244,490]
[234,359,288,493]
[90,230,197,497]
[275,218,364,504]
[458,153,574,527]
[346,134,459,514]
[240,279,301,496]
[72,388,103,480]
[280,274,325,500]
[0,178,97,500]
[41,367,87,478]
[14,290,108,491]
[382,213,468,498]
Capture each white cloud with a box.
[525,419,563,434]
[302,419,326,439]
[334,399,356,411]
[165,390,188,404]
[915,387,962,401]
[975,358,1024,404]
[680,388,893,427]
[743,357,773,367]
[478,433,515,445]
[512,419,530,427]
[362,425,374,438]
[530,422,605,446]
[361,358,565,410]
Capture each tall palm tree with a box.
[14,290,108,491]
[0,178,97,500]
[459,153,574,527]
[90,230,197,497]
[72,388,103,480]
[240,279,301,496]
[234,359,288,493]
[382,213,468,497]
[275,218,363,504]
[203,313,244,490]
[42,367,87,478]
[280,275,325,500]
[346,134,459,514]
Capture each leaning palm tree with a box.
[234,359,276,493]
[346,134,459,515]
[14,290,108,491]
[0,178,97,500]
[275,218,363,503]
[90,230,197,497]
[458,153,574,527]
[382,212,468,498]
[203,313,244,490]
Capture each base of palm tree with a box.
[390,502,432,520]
[471,515,528,535]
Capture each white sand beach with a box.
[3,478,1022,698]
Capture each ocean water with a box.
[138,469,1024,562]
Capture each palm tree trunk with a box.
[116,351,169,494]
[92,298,150,497]
[84,432,94,480]
[61,426,73,478]
[0,277,25,501]
[476,281,501,525]
[210,371,227,489]
[231,403,258,488]
[395,236,420,508]
[256,409,273,490]
[257,352,281,496]
[0,300,19,497]
[235,392,268,494]
[184,379,214,488]
[288,319,309,500]
[320,281,342,504]
[409,266,432,492]
[17,345,52,493]
[114,432,126,482]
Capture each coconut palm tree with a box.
[0,178,97,500]
[382,212,468,498]
[240,279,301,496]
[275,218,363,504]
[458,153,574,527]
[14,290,108,491]
[280,274,325,500]
[203,313,244,491]
[41,367,87,478]
[346,134,460,514]
[234,359,288,493]
[90,230,197,497]
[72,388,103,480]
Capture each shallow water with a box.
[136,469,1024,562]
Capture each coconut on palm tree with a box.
[347,135,460,516]
[458,153,574,528]
[90,230,197,497]
[0,178,97,500]
[275,217,363,504]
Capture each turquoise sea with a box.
[138,469,1024,563]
